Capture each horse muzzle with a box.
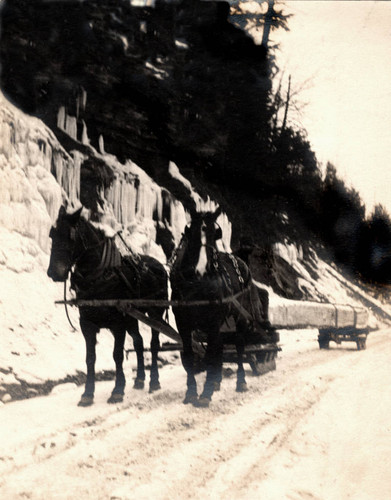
[47,263,69,282]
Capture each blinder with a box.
[49,225,76,241]
[184,222,222,240]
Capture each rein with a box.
[64,278,77,331]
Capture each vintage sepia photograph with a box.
[1,1,391,498]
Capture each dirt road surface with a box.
[1,329,391,500]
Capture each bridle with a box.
[71,219,106,269]
[52,219,108,331]
[170,219,222,275]
[49,219,105,276]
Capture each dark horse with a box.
[47,206,168,406]
[170,207,269,408]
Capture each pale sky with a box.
[262,0,391,217]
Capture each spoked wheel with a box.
[318,331,331,349]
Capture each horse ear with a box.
[68,207,83,223]
[213,206,222,221]
[59,205,66,216]
[214,226,222,241]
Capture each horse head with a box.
[182,206,223,277]
[47,205,83,281]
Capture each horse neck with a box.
[74,220,120,277]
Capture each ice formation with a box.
[1,88,225,272]
[168,161,232,251]
[0,91,69,268]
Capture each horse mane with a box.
[88,219,117,240]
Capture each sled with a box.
[318,326,369,350]
[56,295,280,376]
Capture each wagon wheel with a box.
[249,353,262,376]
[318,331,330,349]
[318,338,330,349]
[356,337,367,350]
[249,351,276,376]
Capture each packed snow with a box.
[0,328,390,500]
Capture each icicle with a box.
[81,88,87,110]
[57,107,66,130]
[52,151,64,186]
[81,120,89,145]
[65,114,77,141]
[169,199,187,244]
[98,135,105,154]
[70,151,82,203]
[43,142,53,173]
[155,189,163,221]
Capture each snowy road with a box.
[1,329,391,500]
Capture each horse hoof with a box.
[183,393,198,405]
[194,397,210,408]
[78,395,94,407]
[149,382,161,393]
[213,381,221,391]
[133,379,145,390]
[236,382,248,393]
[107,393,124,404]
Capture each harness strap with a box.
[115,267,139,295]
[73,238,121,287]
[228,254,245,286]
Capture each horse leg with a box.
[149,328,161,392]
[235,331,248,393]
[147,308,163,392]
[128,321,145,390]
[78,317,98,407]
[178,326,198,405]
[107,327,126,403]
[198,331,223,408]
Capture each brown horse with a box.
[47,206,168,406]
[170,207,270,407]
